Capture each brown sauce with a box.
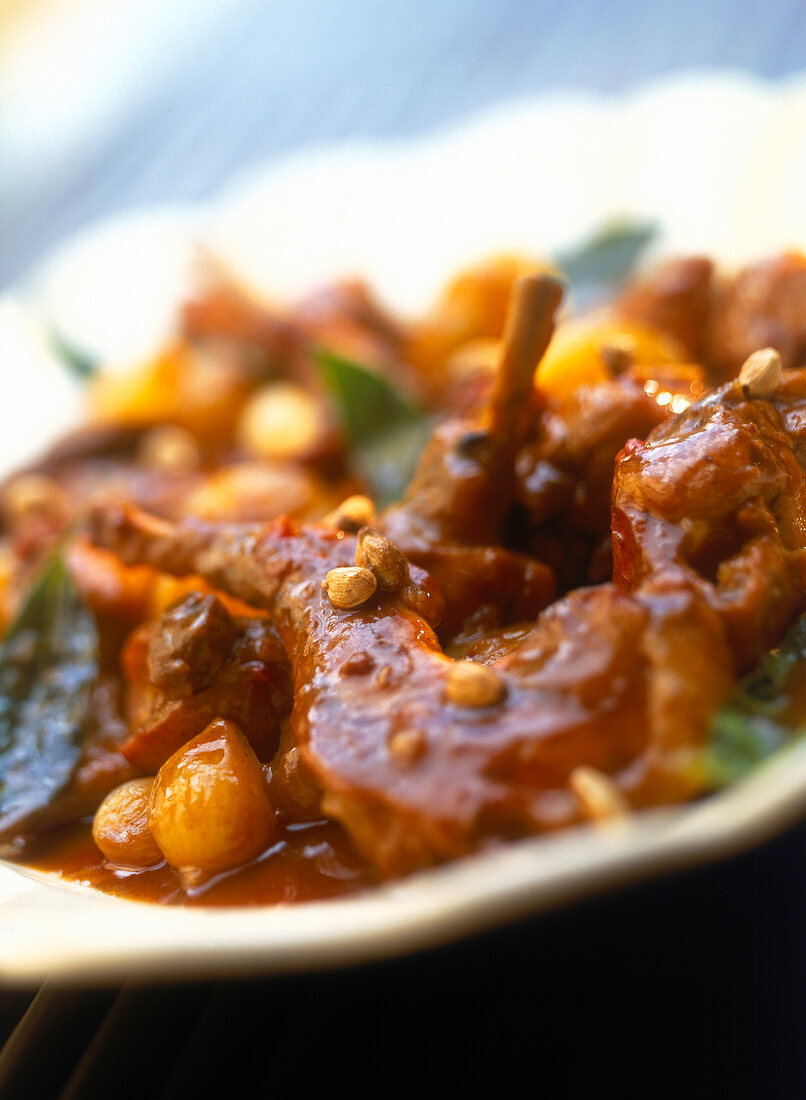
[20,817,378,907]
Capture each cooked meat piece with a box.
[382,419,556,637]
[612,370,806,671]
[706,251,806,379]
[291,280,406,365]
[381,274,563,638]
[121,596,293,772]
[180,282,301,376]
[182,276,410,400]
[614,255,714,359]
[515,364,705,588]
[146,592,237,696]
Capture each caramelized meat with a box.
[382,274,563,639]
[146,592,237,696]
[614,255,714,359]
[516,364,705,588]
[122,593,293,772]
[707,252,806,379]
[382,420,557,638]
[613,371,806,670]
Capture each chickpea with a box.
[2,474,69,524]
[147,718,275,884]
[237,381,326,460]
[92,777,163,867]
[138,424,201,474]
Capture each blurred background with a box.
[2,0,806,289]
[3,2,806,1097]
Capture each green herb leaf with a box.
[48,327,99,379]
[315,349,432,507]
[553,221,657,294]
[705,615,806,788]
[0,550,98,839]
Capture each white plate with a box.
[3,69,806,986]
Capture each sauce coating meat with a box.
[122,593,292,771]
[3,247,806,903]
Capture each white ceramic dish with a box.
[2,69,806,986]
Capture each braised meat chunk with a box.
[613,369,806,669]
[122,592,292,772]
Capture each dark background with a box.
[2,1,806,1096]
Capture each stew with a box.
[2,245,806,904]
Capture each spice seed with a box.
[569,766,629,823]
[445,661,506,707]
[388,729,426,763]
[324,566,378,608]
[738,347,782,399]
[355,527,409,591]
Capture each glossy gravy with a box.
[21,817,377,907]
